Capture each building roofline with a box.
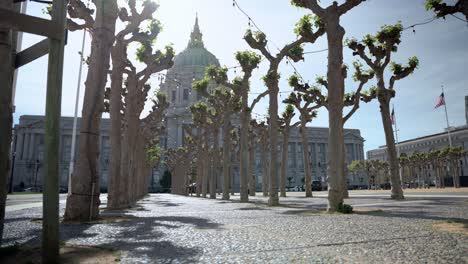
[373,126,467,150]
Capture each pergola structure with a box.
[0,0,67,262]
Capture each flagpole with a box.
[441,85,453,147]
[392,104,403,184]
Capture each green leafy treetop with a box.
[425,0,468,19]
[347,23,418,100]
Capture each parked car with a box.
[312,181,328,191]
[22,187,42,193]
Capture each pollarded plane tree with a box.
[135,92,170,198]
[182,124,205,196]
[278,105,300,197]
[65,0,119,221]
[230,129,240,196]
[244,15,324,206]
[291,0,366,211]
[193,79,243,199]
[283,92,320,198]
[119,34,174,207]
[169,135,198,196]
[426,0,468,20]
[248,120,257,196]
[347,23,419,199]
[288,61,375,203]
[193,52,266,202]
[206,97,223,199]
[190,102,213,197]
[106,0,160,210]
[208,88,240,199]
[190,88,219,199]
[165,147,190,195]
[251,120,270,196]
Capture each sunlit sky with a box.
[13,0,468,155]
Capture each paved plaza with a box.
[3,190,468,263]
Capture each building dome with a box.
[173,15,220,68]
[174,47,220,68]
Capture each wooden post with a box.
[42,0,67,262]
[0,0,14,247]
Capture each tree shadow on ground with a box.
[152,200,184,207]
[236,206,270,211]
[4,207,221,262]
[361,209,468,223]
[280,209,326,216]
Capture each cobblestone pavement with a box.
[3,193,468,263]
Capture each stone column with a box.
[177,124,183,147]
[28,133,35,160]
[16,131,24,160]
[22,132,30,160]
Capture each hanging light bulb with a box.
[232,0,235,7]
[412,26,416,34]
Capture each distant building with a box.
[367,95,468,186]
[10,115,111,191]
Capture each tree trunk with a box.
[280,127,289,198]
[341,141,349,198]
[300,124,313,197]
[0,0,14,246]
[121,73,141,206]
[222,120,231,200]
[196,145,202,197]
[268,88,279,206]
[239,92,249,202]
[261,135,268,197]
[64,0,118,221]
[249,134,256,196]
[107,41,125,209]
[453,161,460,188]
[324,18,346,212]
[378,95,404,199]
[210,128,218,199]
[202,130,209,198]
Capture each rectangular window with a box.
[172,90,176,103]
[183,89,189,100]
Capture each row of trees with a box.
[63,0,172,221]
[163,0,467,211]
[0,0,466,250]
[349,147,467,189]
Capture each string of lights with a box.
[450,14,468,23]
[232,0,309,83]
[403,16,437,32]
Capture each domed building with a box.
[157,16,366,192]
[8,17,366,194]
[160,16,220,149]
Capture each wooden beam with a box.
[15,39,49,69]
[0,7,63,40]
[42,0,67,262]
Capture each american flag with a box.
[434,92,445,109]
[390,108,395,125]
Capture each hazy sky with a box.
[13,0,468,155]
